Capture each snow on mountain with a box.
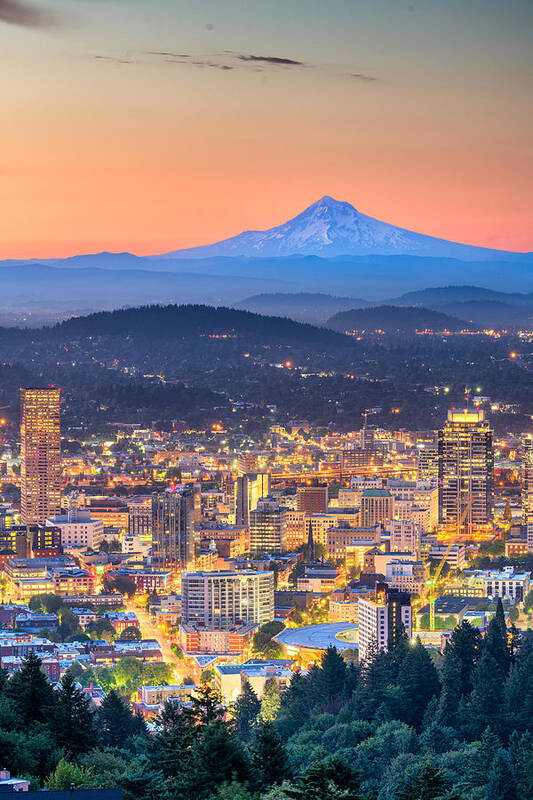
[158,196,516,261]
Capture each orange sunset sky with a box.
[1,0,531,258]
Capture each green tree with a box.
[5,652,56,727]
[437,647,462,727]
[484,599,511,675]
[28,593,64,614]
[78,750,128,788]
[313,646,349,704]
[114,656,144,691]
[152,700,196,780]
[57,606,83,640]
[46,759,96,790]
[466,650,506,737]
[523,590,533,614]
[191,683,226,725]
[200,668,215,684]
[88,618,116,642]
[282,756,363,800]
[444,621,482,697]
[252,720,291,789]
[484,748,518,800]
[117,625,142,641]
[233,679,260,741]
[397,639,440,729]
[190,720,252,799]
[395,757,447,800]
[260,678,281,722]
[105,574,137,596]
[54,673,97,755]
[253,621,284,657]
[98,689,144,748]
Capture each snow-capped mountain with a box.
[158,196,516,260]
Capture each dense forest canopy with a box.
[2,605,533,800]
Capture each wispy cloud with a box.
[89,49,379,82]
[236,54,304,67]
[0,0,54,28]
[351,73,379,82]
[93,54,134,65]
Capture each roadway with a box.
[125,599,183,680]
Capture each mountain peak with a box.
[308,195,359,214]
[159,196,516,261]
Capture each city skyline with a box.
[1,0,531,257]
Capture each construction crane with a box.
[423,497,473,631]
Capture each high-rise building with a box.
[237,452,258,476]
[438,409,494,535]
[234,473,270,525]
[522,437,533,524]
[360,489,393,528]
[296,485,328,515]
[181,569,274,629]
[417,442,439,481]
[152,487,198,569]
[249,499,290,554]
[358,583,412,663]
[20,387,61,524]
[127,495,153,537]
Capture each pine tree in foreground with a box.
[252,720,291,789]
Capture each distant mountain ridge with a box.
[327,305,475,333]
[159,196,526,261]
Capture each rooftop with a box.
[274,622,358,652]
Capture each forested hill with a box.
[51,304,347,345]
[327,305,473,333]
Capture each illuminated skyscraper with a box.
[152,486,199,569]
[234,473,270,525]
[523,437,533,524]
[20,387,61,524]
[438,409,493,536]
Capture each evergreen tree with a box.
[313,646,348,703]
[465,650,505,738]
[509,731,533,799]
[397,639,440,729]
[395,757,447,800]
[98,689,145,748]
[484,748,518,800]
[260,678,282,722]
[484,600,511,675]
[436,648,462,727]
[233,680,261,741]
[119,755,164,800]
[468,727,502,788]
[275,671,312,739]
[191,683,225,725]
[54,673,97,755]
[252,720,291,789]
[5,652,56,727]
[444,621,481,697]
[152,700,196,778]
[282,756,362,800]
[189,719,252,799]
[503,642,533,734]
